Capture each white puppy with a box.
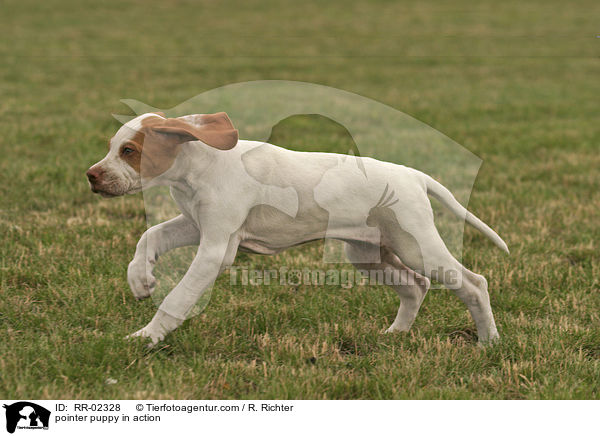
[87,112,508,345]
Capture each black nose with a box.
[86,166,103,183]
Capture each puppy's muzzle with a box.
[86,166,104,190]
[86,166,117,197]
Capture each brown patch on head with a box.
[119,112,238,179]
[119,130,145,173]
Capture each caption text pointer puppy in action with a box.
[86,112,508,345]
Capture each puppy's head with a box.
[86,112,238,197]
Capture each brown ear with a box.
[151,112,238,150]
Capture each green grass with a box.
[1,0,599,399]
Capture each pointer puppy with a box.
[87,112,508,345]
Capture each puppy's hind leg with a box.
[345,243,430,333]
[381,248,430,333]
[386,220,500,343]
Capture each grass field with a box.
[1,0,599,399]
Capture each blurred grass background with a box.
[0,0,598,399]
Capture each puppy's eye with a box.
[122,147,134,156]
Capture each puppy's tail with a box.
[424,175,509,254]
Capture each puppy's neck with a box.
[143,140,217,190]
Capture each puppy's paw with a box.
[124,311,184,348]
[127,257,157,300]
[125,327,163,347]
[477,330,501,346]
[384,325,409,334]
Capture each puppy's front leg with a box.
[128,214,200,299]
[128,229,239,345]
